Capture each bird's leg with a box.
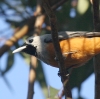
[58,68,69,77]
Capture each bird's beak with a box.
[12,45,27,53]
[12,44,37,56]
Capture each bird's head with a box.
[13,36,38,56]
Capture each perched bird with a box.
[13,31,100,69]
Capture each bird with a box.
[13,31,100,69]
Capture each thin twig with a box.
[51,0,68,10]
[92,0,99,31]
[42,0,72,98]
[27,56,37,99]
[27,0,46,98]
[0,25,29,57]
[92,0,100,99]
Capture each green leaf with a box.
[1,50,14,91]
[2,75,13,91]
[77,96,85,99]
[2,50,14,75]
[69,58,94,89]
[77,0,89,15]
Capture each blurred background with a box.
[0,0,95,99]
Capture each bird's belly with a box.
[46,37,100,68]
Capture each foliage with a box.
[0,0,94,99]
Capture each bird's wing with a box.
[44,31,100,43]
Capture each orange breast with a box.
[46,37,100,68]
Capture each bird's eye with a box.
[29,39,33,43]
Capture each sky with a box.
[0,53,95,99]
[0,14,95,99]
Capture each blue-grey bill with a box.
[12,45,27,53]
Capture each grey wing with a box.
[44,31,100,43]
[58,31,100,39]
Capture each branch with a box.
[92,0,100,99]
[27,0,69,99]
[51,0,68,10]
[92,0,99,31]
[27,1,46,98]
[27,56,37,99]
[42,0,72,98]
[0,1,70,99]
[0,25,29,57]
